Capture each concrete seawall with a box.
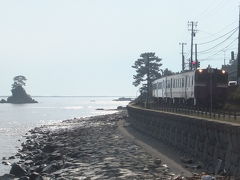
[127,104,240,176]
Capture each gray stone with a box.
[9,163,27,177]
[0,174,15,180]
[42,164,58,174]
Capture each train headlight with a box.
[198,69,203,73]
[222,70,226,74]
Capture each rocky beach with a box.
[0,110,195,180]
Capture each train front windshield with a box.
[215,70,228,84]
[195,69,228,85]
[195,69,208,83]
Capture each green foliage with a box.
[227,87,240,104]
[12,75,27,89]
[132,52,162,87]
[163,68,174,76]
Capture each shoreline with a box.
[1,110,194,179]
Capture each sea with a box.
[0,96,131,175]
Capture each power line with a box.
[199,38,237,61]
[196,19,238,41]
[196,0,227,19]
[198,27,238,45]
[196,0,230,20]
[198,29,237,54]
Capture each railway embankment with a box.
[127,103,240,176]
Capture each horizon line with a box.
[0,95,135,98]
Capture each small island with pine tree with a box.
[0,75,38,104]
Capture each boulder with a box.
[0,99,7,103]
[42,164,59,174]
[0,174,15,180]
[9,163,27,177]
[29,172,44,180]
[19,176,30,180]
[42,144,56,153]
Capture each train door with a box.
[170,78,172,98]
[185,76,187,100]
[162,80,165,98]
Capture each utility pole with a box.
[223,50,226,66]
[237,6,240,84]
[188,21,198,70]
[146,56,150,108]
[195,44,198,69]
[179,42,187,72]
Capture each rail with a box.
[132,102,240,123]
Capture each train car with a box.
[152,68,228,107]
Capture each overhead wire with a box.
[197,27,238,45]
[198,28,238,54]
[199,37,237,61]
[197,20,238,41]
[195,0,228,20]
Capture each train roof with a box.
[153,68,226,83]
[153,70,195,83]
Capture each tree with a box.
[12,75,27,89]
[162,68,174,76]
[132,52,162,105]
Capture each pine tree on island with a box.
[2,75,38,104]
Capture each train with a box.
[152,68,228,107]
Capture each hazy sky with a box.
[0,0,238,96]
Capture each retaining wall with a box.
[127,104,240,176]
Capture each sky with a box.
[0,0,238,96]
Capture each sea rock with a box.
[2,161,11,166]
[9,163,27,177]
[8,156,15,160]
[42,144,56,153]
[6,86,38,104]
[29,172,45,180]
[42,163,59,174]
[19,176,29,180]
[154,159,162,165]
[0,174,15,180]
[0,99,7,103]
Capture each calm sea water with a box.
[0,96,130,175]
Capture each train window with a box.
[216,73,228,83]
[182,78,184,87]
[196,73,208,82]
[159,82,162,89]
[153,83,156,90]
